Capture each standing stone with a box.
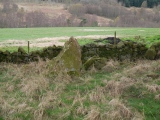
[49,37,82,77]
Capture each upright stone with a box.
[49,37,82,77]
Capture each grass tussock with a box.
[106,99,133,120]
[84,106,101,120]
[155,94,160,100]
[89,87,106,104]
[146,84,160,93]
[105,76,135,97]
[102,59,120,72]
[0,59,160,119]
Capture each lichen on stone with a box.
[48,37,82,78]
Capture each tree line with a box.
[118,0,160,8]
[1,0,159,8]
[0,1,98,28]
[0,0,160,28]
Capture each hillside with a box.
[0,1,160,28]
[16,3,113,27]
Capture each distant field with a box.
[0,27,159,51]
[0,27,160,41]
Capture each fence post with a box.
[114,31,116,45]
[28,41,30,54]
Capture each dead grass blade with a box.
[146,84,160,93]
[106,99,133,120]
[84,106,101,120]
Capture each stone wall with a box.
[81,40,148,62]
[0,40,160,63]
[0,46,62,63]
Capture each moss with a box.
[117,41,125,49]
[18,47,26,54]
[3,50,10,55]
[0,50,3,53]
[145,47,157,60]
[94,58,106,70]
[49,37,82,77]
[83,56,106,70]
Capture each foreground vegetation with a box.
[0,59,160,120]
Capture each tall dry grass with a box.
[0,59,160,119]
[0,59,68,120]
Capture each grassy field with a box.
[0,60,160,120]
[0,27,160,52]
[0,27,160,41]
[0,27,160,120]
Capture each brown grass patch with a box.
[84,106,101,120]
[89,87,106,104]
[106,99,133,120]
[105,77,134,97]
[155,94,160,100]
[102,59,120,72]
[146,84,160,93]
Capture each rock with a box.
[3,50,10,55]
[145,47,157,60]
[18,47,26,54]
[49,37,82,77]
[94,58,106,70]
[119,54,131,61]
[83,56,106,70]
[0,50,3,54]
[117,41,125,49]
[152,42,160,48]
[156,50,160,59]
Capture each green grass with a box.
[0,27,159,52]
[0,27,159,51]
[0,27,159,42]
[122,35,160,47]
[123,84,160,120]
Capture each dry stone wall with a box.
[0,46,62,63]
[0,40,160,63]
[81,40,148,63]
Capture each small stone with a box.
[83,56,106,70]
[18,47,26,54]
[117,41,125,49]
[145,47,157,60]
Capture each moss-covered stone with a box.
[3,50,10,55]
[0,50,3,54]
[94,58,106,70]
[49,37,82,77]
[117,41,125,49]
[83,56,106,70]
[145,47,157,60]
[18,47,26,54]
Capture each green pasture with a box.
[0,27,160,41]
[0,27,160,52]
